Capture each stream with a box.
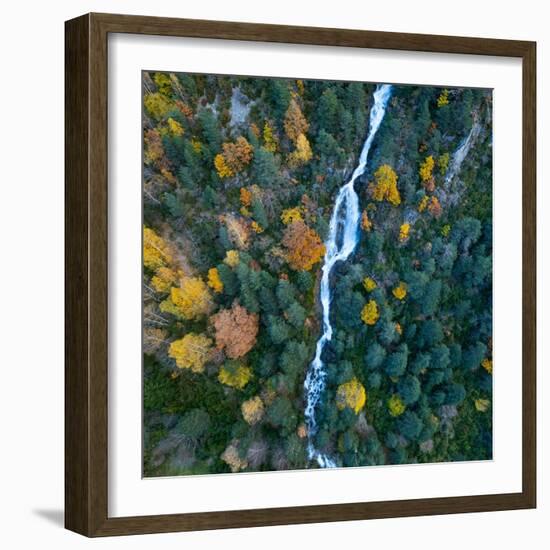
[303,84,393,468]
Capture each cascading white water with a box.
[304,84,393,468]
[444,120,481,188]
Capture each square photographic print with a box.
[142,72,493,477]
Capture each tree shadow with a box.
[33,508,64,527]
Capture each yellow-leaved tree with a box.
[168,333,212,373]
[224,249,240,267]
[481,358,493,374]
[475,398,490,412]
[363,277,377,292]
[143,227,174,271]
[241,396,265,425]
[150,266,179,293]
[419,155,435,183]
[392,282,407,300]
[280,207,303,225]
[388,394,406,417]
[418,196,429,213]
[221,442,248,472]
[370,165,401,206]
[214,154,234,178]
[166,117,184,137]
[218,361,253,389]
[144,92,171,120]
[438,152,450,175]
[160,276,212,320]
[361,300,379,325]
[207,267,223,293]
[336,378,366,414]
[288,133,313,168]
[262,121,278,152]
[437,89,450,107]
[399,223,410,242]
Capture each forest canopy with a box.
[142,71,493,476]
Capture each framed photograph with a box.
[65,13,536,536]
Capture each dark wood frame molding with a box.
[65,12,536,537]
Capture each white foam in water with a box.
[304,84,393,468]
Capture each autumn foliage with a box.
[388,394,406,417]
[160,276,212,320]
[143,72,493,476]
[150,266,179,293]
[169,333,213,373]
[419,155,435,183]
[361,300,380,325]
[241,396,265,425]
[221,442,248,472]
[215,136,254,178]
[363,277,377,292]
[143,227,174,271]
[284,98,309,143]
[437,89,450,107]
[370,164,401,206]
[399,223,410,242]
[280,207,303,225]
[427,196,442,218]
[207,267,223,293]
[218,361,253,389]
[288,133,313,168]
[211,302,259,359]
[336,378,366,414]
[392,282,408,300]
[361,210,373,231]
[223,214,251,250]
[281,221,325,271]
[224,249,240,267]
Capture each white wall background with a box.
[0,0,545,548]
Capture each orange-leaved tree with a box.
[211,302,259,359]
[281,220,325,271]
[215,136,253,178]
[284,98,309,143]
[427,196,442,218]
[361,210,373,231]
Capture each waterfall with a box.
[303,84,393,468]
[444,121,481,189]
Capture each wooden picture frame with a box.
[65,12,536,537]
